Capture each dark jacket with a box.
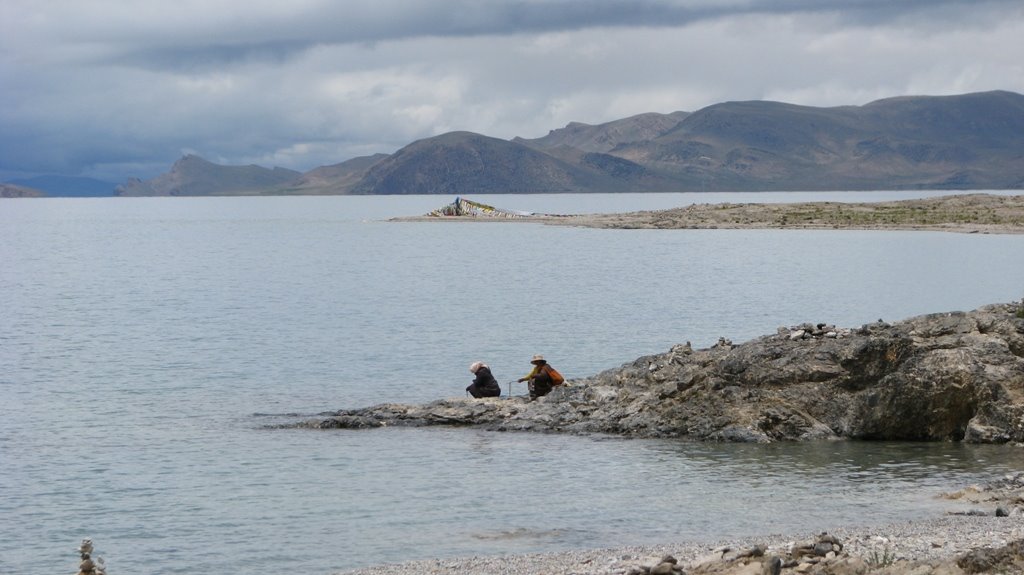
[468,366,501,398]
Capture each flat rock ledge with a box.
[283,302,1024,443]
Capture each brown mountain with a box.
[114,154,301,196]
[348,131,675,194]
[513,111,690,153]
[613,90,1024,191]
[115,90,1024,195]
[276,153,390,195]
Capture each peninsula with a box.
[554,192,1024,234]
[290,302,1024,443]
[399,193,1024,235]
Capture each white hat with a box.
[530,354,545,364]
[469,361,484,373]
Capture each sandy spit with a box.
[394,193,1024,235]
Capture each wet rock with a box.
[283,303,1024,443]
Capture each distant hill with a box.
[514,111,690,153]
[7,175,116,197]
[275,153,390,195]
[112,90,1024,195]
[0,183,46,198]
[348,131,676,194]
[612,90,1024,190]
[114,154,301,196]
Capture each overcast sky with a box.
[2,0,1022,182]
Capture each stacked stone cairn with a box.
[75,539,106,575]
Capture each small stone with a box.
[996,506,1010,517]
[814,542,835,556]
[818,533,841,545]
[762,556,782,575]
[650,562,675,575]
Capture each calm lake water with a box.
[3,191,1024,574]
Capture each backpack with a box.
[546,365,565,386]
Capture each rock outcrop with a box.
[290,303,1024,443]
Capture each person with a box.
[517,354,558,400]
[467,361,501,398]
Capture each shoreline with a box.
[393,192,1024,235]
[337,474,1024,574]
[337,515,1023,575]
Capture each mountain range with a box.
[9,90,1024,197]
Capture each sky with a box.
[2,0,1023,183]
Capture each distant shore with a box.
[396,193,1024,234]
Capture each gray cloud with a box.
[1,0,1022,182]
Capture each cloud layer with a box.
[2,0,1022,182]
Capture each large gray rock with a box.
[289,303,1024,443]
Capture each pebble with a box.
[335,515,1022,575]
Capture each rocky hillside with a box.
[348,130,677,194]
[114,154,301,196]
[277,153,390,195]
[292,302,1024,443]
[114,90,1024,195]
[513,111,691,153]
[617,90,1024,191]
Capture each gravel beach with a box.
[336,515,1024,574]
[338,473,1024,575]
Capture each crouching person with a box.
[467,361,501,398]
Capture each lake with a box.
[2,191,1024,574]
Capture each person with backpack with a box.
[467,361,501,398]
[517,354,564,400]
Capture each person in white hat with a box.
[467,361,501,398]
[517,354,562,400]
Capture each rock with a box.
[956,539,1024,573]
[814,542,834,556]
[650,562,676,574]
[282,303,1024,443]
